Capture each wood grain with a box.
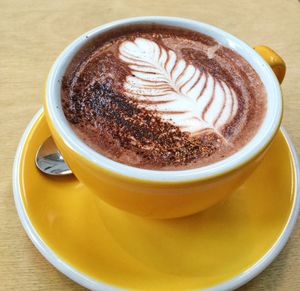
[0,0,299,290]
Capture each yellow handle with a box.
[254,45,286,84]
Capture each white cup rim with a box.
[45,16,282,182]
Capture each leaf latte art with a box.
[119,37,238,137]
[62,25,266,170]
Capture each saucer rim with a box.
[13,108,300,291]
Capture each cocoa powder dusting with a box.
[63,80,221,168]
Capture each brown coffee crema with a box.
[61,24,266,170]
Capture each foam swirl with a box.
[119,37,238,138]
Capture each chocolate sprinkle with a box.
[63,80,221,167]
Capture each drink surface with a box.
[61,24,266,170]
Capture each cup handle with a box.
[254,45,286,84]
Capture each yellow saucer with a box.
[13,109,299,290]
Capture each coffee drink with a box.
[61,24,266,170]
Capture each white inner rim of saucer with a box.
[13,108,300,291]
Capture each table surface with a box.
[1,0,300,290]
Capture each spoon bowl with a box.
[35,136,72,176]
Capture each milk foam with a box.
[62,24,266,170]
[119,37,238,138]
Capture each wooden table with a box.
[1,0,299,290]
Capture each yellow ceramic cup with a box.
[44,17,286,219]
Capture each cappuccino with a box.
[62,24,266,170]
